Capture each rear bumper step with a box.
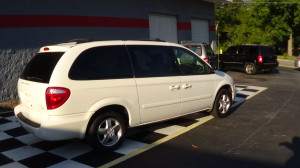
[17,112,41,128]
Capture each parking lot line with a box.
[99,115,214,168]
[232,85,267,108]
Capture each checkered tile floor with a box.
[0,85,266,168]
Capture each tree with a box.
[216,0,300,55]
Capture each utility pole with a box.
[288,33,293,56]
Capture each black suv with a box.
[220,45,278,75]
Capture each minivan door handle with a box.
[182,84,192,89]
[169,85,180,91]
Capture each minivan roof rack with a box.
[180,41,208,44]
[66,38,93,44]
[137,38,166,42]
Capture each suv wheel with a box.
[87,111,126,151]
[245,62,257,75]
[211,89,232,118]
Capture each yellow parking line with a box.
[99,115,214,168]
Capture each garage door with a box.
[191,19,209,43]
[149,14,178,43]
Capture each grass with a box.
[277,55,297,61]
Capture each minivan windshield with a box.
[20,52,64,83]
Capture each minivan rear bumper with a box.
[14,105,89,141]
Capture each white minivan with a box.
[15,40,235,151]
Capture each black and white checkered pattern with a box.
[0,85,266,168]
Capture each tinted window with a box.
[186,46,202,56]
[237,46,246,54]
[127,45,179,78]
[246,46,259,55]
[20,52,64,83]
[204,45,216,58]
[173,47,211,75]
[225,46,238,54]
[260,46,275,56]
[69,46,133,80]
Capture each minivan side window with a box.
[127,45,179,78]
[69,46,133,80]
[172,47,210,75]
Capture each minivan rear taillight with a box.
[46,87,70,110]
[258,55,263,63]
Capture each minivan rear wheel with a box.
[245,62,257,75]
[211,89,232,118]
[87,111,126,151]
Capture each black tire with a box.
[87,111,126,151]
[211,89,232,118]
[244,62,257,75]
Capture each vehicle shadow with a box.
[279,137,300,168]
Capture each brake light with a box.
[203,58,209,62]
[46,87,70,110]
[258,55,263,63]
[44,47,50,51]
[297,58,300,61]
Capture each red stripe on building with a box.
[0,15,216,32]
[0,15,149,28]
[209,25,216,31]
[177,22,191,30]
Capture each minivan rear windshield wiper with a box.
[26,76,44,82]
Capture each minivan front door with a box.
[172,47,215,115]
[127,45,181,124]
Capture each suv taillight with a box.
[203,58,209,62]
[46,87,70,110]
[258,55,263,63]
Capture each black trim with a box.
[17,112,41,128]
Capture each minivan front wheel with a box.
[245,62,257,75]
[87,111,126,151]
[211,89,232,118]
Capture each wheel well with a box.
[85,105,129,136]
[217,85,232,99]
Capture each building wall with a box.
[0,0,216,102]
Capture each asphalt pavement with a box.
[112,66,300,168]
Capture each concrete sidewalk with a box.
[278,59,295,68]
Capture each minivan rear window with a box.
[20,52,64,83]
